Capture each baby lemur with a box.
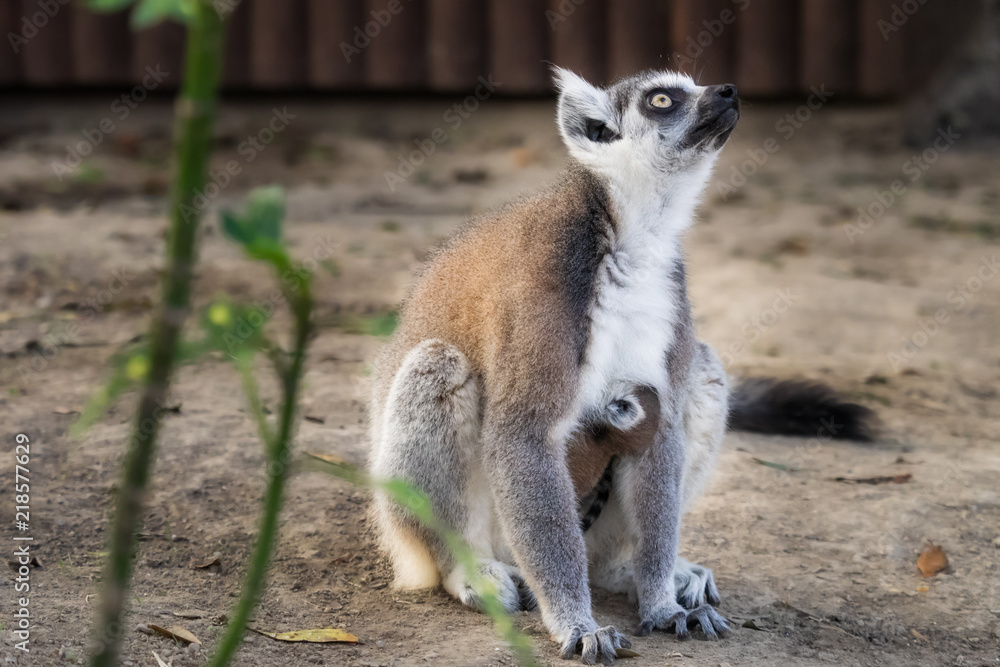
[369,68,874,664]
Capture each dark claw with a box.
[687,604,730,640]
[691,609,718,640]
[662,609,689,640]
[595,629,617,666]
[704,571,722,607]
[561,627,583,660]
[618,636,632,650]
[635,620,654,637]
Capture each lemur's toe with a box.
[687,604,730,639]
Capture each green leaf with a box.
[88,0,135,12]
[221,211,254,246]
[130,0,194,29]
[219,186,287,254]
[245,238,290,270]
[243,186,285,242]
[751,457,794,472]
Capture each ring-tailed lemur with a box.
[368,68,876,664]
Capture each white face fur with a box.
[554,67,740,228]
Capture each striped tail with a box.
[728,377,879,441]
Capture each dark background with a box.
[1,0,985,97]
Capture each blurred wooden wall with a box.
[1,0,982,97]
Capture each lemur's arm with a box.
[619,417,729,638]
[481,408,630,662]
[617,422,689,635]
[480,412,596,645]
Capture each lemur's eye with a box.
[650,93,672,108]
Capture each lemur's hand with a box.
[636,601,730,640]
[557,623,631,665]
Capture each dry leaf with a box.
[172,610,209,620]
[911,628,929,642]
[917,543,948,577]
[53,406,80,415]
[305,415,326,424]
[306,452,347,465]
[250,627,360,644]
[615,647,642,658]
[152,651,170,667]
[834,474,912,485]
[916,584,930,593]
[191,556,221,571]
[148,624,201,645]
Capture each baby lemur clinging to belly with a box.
[368,67,875,665]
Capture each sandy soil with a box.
[1,94,999,667]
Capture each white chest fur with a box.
[576,237,680,414]
[548,169,704,447]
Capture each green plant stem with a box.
[209,289,313,667]
[90,5,224,667]
[236,355,274,446]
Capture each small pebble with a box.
[376,639,386,649]
[136,624,153,635]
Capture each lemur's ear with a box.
[552,67,619,149]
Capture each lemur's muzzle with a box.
[687,83,741,149]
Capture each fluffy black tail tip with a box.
[728,378,879,442]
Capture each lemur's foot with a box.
[636,601,730,640]
[674,557,721,609]
[558,624,631,665]
[445,560,537,614]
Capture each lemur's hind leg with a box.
[370,340,535,613]
[675,342,729,609]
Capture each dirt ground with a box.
[1,93,999,667]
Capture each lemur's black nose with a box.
[717,84,738,99]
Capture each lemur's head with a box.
[554,67,740,196]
